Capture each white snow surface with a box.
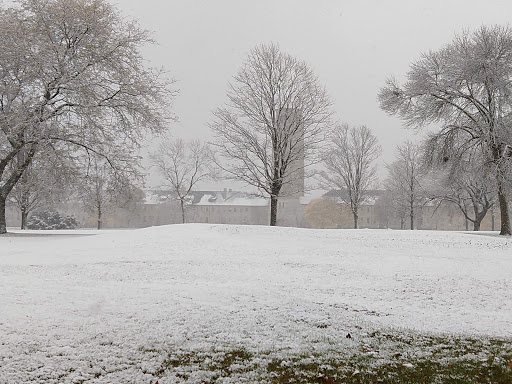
[1,224,511,382]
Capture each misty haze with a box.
[1,0,512,383]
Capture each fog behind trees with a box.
[1,1,512,235]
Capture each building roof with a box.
[144,189,269,207]
[191,190,268,206]
[322,189,384,206]
[144,189,174,205]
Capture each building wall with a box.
[279,108,305,198]
[276,197,307,227]
[5,193,503,232]
[187,204,269,225]
[304,197,502,231]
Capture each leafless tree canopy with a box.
[0,0,175,233]
[321,124,381,228]
[151,137,212,223]
[378,25,512,235]
[384,142,426,230]
[423,136,497,231]
[79,155,143,229]
[8,144,78,229]
[209,43,333,225]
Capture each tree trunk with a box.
[497,184,511,235]
[20,188,30,230]
[493,147,511,235]
[180,200,185,224]
[21,208,28,230]
[410,199,414,230]
[0,145,36,235]
[270,194,278,226]
[0,196,6,234]
[97,208,102,230]
[473,208,488,232]
[353,211,358,229]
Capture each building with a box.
[304,190,501,231]
[186,189,269,225]
[4,186,501,231]
[278,108,305,198]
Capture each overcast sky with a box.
[114,0,512,189]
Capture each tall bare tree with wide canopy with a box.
[379,25,512,235]
[210,43,333,226]
[0,0,174,234]
[320,124,381,229]
[151,137,212,224]
[424,139,497,231]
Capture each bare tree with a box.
[0,0,174,234]
[9,146,77,229]
[374,191,405,229]
[320,124,381,228]
[79,156,143,229]
[424,144,496,231]
[209,43,333,226]
[379,25,512,235]
[384,142,425,230]
[151,137,212,223]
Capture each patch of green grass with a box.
[150,332,512,383]
[207,348,253,375]
[153,347,255,382]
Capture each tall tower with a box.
[278,108,305,198]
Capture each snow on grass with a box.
[1,224,511,383]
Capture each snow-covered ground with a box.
[1,224,511,383]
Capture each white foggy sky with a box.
[114,0,512,188]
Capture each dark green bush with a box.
[26,210,79,230]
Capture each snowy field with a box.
[1,224,511,383]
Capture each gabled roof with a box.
[144,189,174,204]
[144,189,268,207]
[190,190,268,206]
[322,189,384,205]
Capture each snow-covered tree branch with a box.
[151,137,212,223]
[384,142,426,230]
[379,25,512,235]
[0,0,175,233]
[320,124,381,228]
[209,43,333,226]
